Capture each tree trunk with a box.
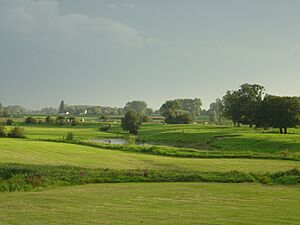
[279,128,283,134]
[284,128,287,134]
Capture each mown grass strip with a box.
[0,163,299,192]
[41,139,300,161]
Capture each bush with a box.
[66,132,74,141]
[165,113,193,124]
[100,115,109,122]
[25,117,37,124]
[175,113,193,124]
[0,126,7,137]
[100,124,111,131]
[8,127,25,138]
[71,120,79,126]
[6,119,13,126]
[127,135,136,145]
[56,116,65,126]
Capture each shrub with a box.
[164,113,193,124]
[8,127,25,138]
[56,116,65,126]
[66,132,74,141]
[100,124,111,131]
[71,120,79,126]
[100,115,108,122]
[0,126,7,137]
[6,119,13,126]
[175,113,193,124]
[127,135,136,145]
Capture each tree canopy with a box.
[221,83,265,126]
[123,101,148,115]
[159,99,194,124]
[207,98,223,124]
[254,95,300,133]
[220,84,300,133]
[121,109,142,135]
[175,98,202,118]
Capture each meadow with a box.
[0,120,299,224]
[1,182,299,225]
[0,139,299,174]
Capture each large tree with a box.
[159,100,194,124]
[221,83,265,126]
[254,95,300,134]
[175,98,202,118]
[221,90,242,125]
[123,101,147,115]
[159,100,180,123]
[208,98,223,124]
[121,109,142,135]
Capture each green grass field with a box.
[1,182,299,225]
[0,123,299,224]
[137,124,300,152]
[0,139,299,173]
[21,125,120,140]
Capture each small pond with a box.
[91,138,128,145]
[90,138,152,146]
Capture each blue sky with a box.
[0,0,300,110]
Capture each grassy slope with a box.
[14,124,300,155]
[137,124,300,152]
[0,138,299,173]
[0,182,299,225]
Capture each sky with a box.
[0,0,300,110]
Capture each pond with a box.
[90,138,128,145]
[90,138,152,146]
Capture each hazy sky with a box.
[1,0,300,110]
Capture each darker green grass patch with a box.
[0,164,299,192]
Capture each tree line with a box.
[2,83,299,134]
[121,84,300,135]
[121,98,202,134]
[208,83,300,134]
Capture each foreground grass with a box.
[0,182,299,225]
[0,139,299,173]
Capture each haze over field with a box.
[1,0,300,109]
